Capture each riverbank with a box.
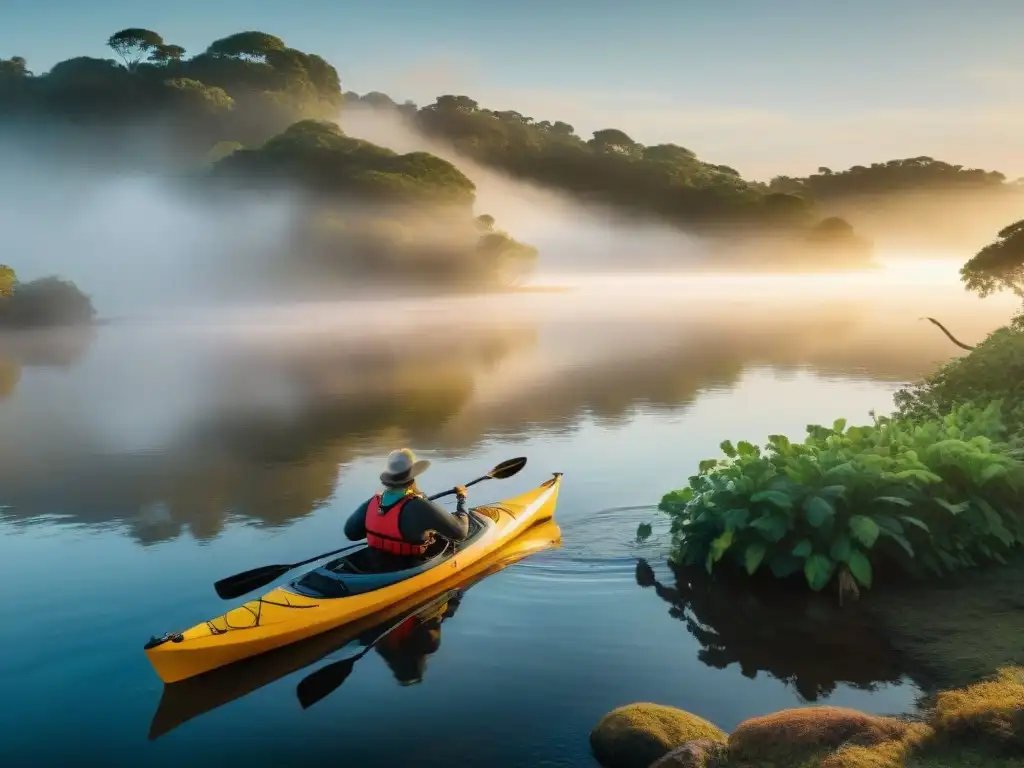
[591,666,1024,767]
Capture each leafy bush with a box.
[659,401,1024,594]
[895,325,1024,438]
[0,276,96,327]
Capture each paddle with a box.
[295,590,459,709]
[212,456,528,600]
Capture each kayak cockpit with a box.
[285,512,492,600]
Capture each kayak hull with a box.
[145,473,562,683]
[148,518,562,740]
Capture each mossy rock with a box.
[931,667,1024,751]
[649,739,728,767]
[728,706,912,767]
[590,703,727,768]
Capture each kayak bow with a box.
[144,472,562,683]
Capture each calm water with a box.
[0,263,1016,766]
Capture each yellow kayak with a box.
[145,473,562,683]
[148,517,562,739]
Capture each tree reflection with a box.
[635,558,908,702]
[0,296,1005,543]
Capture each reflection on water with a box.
[0,268,1013,544]
[634,559,911,703]
[0,266,1015,766]
[148,519,562,740]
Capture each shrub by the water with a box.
[895,325,1024,439]
[0,273,95,328]
[659,401,1024,594]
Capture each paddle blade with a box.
[296,657,358,710]
[487,456,527,480]
[214,564,291,600]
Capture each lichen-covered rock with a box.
[648,739,728,768]
[728,706,911,766]
[932,667,1024,750]
[590,703,727,768]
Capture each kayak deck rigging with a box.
[143,475,562,683]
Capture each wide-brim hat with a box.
[380,448,431,487]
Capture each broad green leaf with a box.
[698,459,719,474]
[723,508,749,530]
[824,462,857,479]
[749,514,789,542]
[708,530,734,564]
[829,535,852,563]
[849,515,880,548]
[744,542,767,575]
[791,539,813,558]
[935,497,970,515]
[895,468,943,484]
[819,485,847,500]
[804,554,835,591]
[874,496,912,507]
[980,463,1007,483]
[875,515,904,536]
[846,550,873,588]
[719,440,737,458]
[898,515,930,533]
[832,418,847,434]
[803,495,835,528]
[881,529,914,558]
[750,490,793,509]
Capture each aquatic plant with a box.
[659,401,1024,594]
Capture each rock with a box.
[590,703,727,768]
[932,667,1024,750]
[728,706,912,766]
[648,739,728,768]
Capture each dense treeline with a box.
[0,30,538,293]
[345,90,1023,251]
[344,91,877,263]
[5,27,1020,277]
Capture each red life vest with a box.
[365,492,431,556]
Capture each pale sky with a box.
[2,0,1022,180]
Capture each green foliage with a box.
[769,157,1007,198]
[895,325,1024,438]
[205,31,286,61]
[960,219,1024,299]
[107,28,164,69]
[0,276,96,328]
[211,119,475,206]
[658,402,1024,593]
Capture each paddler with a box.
[344,448,470,566]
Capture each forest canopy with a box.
[3,26,1020,291]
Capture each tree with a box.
[643,143,697,164]
[961,219,1024,298]
[588,128,636,154]
[149,44,186,64]
[0,276,95,328]
[107,28,164,69]
[206,31,286,62]
[0,264,14,297]
[0,56,31,78]
[163,78,234,115]
[431,95,479,113]
[359,91,396,108]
